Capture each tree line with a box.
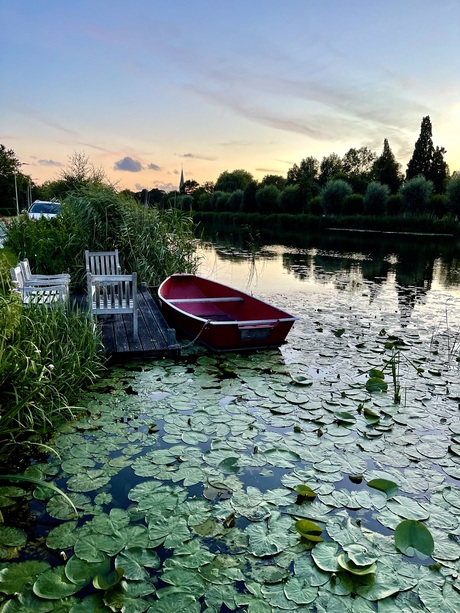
[0,116,459,219]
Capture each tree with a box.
[0,145,22,214]
[429,146,450,194]
[342,147,376,176]
[279,185,302,214]
[182,180,200,195]
[364,181,390,216]
[446,176,460,217]
[319,153,343,186]
[406,116,434,180]
[214,169,254,193]
[372,139,402,194]
[399,176,433,214]
[320,179,352,215]
[287,156,319,202]
[260,174,287,190]
[57,151,108,196]
[255,185,280,214]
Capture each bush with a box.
[399,176,433,215]
[307,196,322,216]
[446,177,460,217]
[363,182,390,216]
[229,190,244,212]
[210,191,230,212]
[429,194,446,218]
[321,180,353,215]
[255,185,280,214]
[5,184,198,290]
[343,194,363,216]
[279,185,302,214]
[387,194,401,216]
[0,260,104,451]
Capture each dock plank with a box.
[76,286,180,360]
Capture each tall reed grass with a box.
[0,261,105,462]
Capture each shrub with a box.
[429,194,446,218]
[229,190,244,212]
[321,180,353,215]
[343,193,363,216]
[255,185,280,214]
[307,196,322,216]
[446,177,460,217]
[399,176,433,215]
[363,181,390,216]
[387,194,401,216]
[279,185,302,214]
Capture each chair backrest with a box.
[10,265,24,289]
[19,258,32,282]
[85,250,121,276]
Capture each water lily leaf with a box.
[66,470,111,493]
[294,519,323,542]
[46,520,79,550]
[74,533,113,563]
[147,514,190,549]
[337,554,377,575]
[0,561,50,594]
[311,541,340,572]
[0,526,27,547]
[366,377,388,393]
[115,547,160,581]
[355,565,402,601]
[263,448,301,468]
[418,578,460,613]
[67,592,113,613]
[0,587,57,612]
[147,593,199,613]
[93,567,124,590]
[387,497,430,521]
[245,516,290,557]
[91,509,130,535]
[394,520,434,557]
[103,578,156,612]
[367,478,398,498]
[283,576,318,604]
[33,566,80,599]
[65,553,110,587]
[294,484,317,500]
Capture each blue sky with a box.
[1,0,459,192]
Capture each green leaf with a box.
[65,553,110,587]
[337,554,377,575]
[93,567,124,589]
[33,566,80,599]
[394,519,435,557]
[294,485,317,500]
[367,478,398,498]
[294,519,323,542]
[283,577,318,604]
[46,521,78,550]
[311,541,340,572]
[365,377,388,392]
[0,526,27,547]
[0,561,50,595]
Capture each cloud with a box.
[255,168,286,174]
[114,157,142,172]
[178,153,217,161]
[37,159,63,167]
[147,163,161,171]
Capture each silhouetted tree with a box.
[399,176,433,214]
[429,146,450,194]
[287,156,319,203]
[260,174,287,190]
[372,139,402,194]
[215,169,254,192]
[319,153,343,186]
[406,116,434,180]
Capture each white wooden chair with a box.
[10,265,68,306]
[85,250,138,340]
[20,258,70,288]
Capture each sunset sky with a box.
[1,0,459,193]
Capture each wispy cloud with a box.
[178,153,217,161]
[114,157,142,172]
[147,163,161,171]
[37,159,63,167]
[255,168,286,174]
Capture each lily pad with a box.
[394,519,434,558]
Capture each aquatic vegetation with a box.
[1,287,460,611]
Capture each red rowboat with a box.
[158,274,297,352]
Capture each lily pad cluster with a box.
[2,285,460,611]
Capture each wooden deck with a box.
[76,286,180,360]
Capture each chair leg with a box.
[133,310,138,340]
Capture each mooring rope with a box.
[181,319,212,348]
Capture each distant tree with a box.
[279,185,303,214]
[342,147,377,176]
[214,169,254,193]
[202,181,215,194]
[364,181,390,216]
[210,190,230,211]
[242,180,258,213]
[0,144,22,213]
[260,174,287,190]
[182,179,200,195]
[446,176,460,217]
[255,185,280,214]
[228,189,244,212]
[429,146,450,194]
[320,179,353,215]
[287,156,319,202]
[148,188,166,204]
[371,139,403,194]
[60,151,107,189]
[318,153,343,186]
[399,176,433,214]
[406,116,435,180]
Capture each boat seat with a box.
[169,297,244,303]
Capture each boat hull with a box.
[158,274,297,352]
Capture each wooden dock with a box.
[84,286,181,360]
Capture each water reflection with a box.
[197,226,460,326]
